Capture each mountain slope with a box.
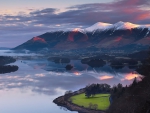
[14,22,150,52]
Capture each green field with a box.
[69,93,110,110]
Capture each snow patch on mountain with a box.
[85,22,112,32]
[85,21,150,32]
[72,28,86,34]
[112,21,140,30]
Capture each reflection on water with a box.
[0,60,77,113]
[0,50,142,113]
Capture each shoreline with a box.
[53,90,107,113]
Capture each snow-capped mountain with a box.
[13,21,150,53]
[85,22,112,31]
[85,21,150,32]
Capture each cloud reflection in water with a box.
[0,59,142,96]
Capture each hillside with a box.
[107,49,150,113]
[13,22,150,52]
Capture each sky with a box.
[0,0,150,47]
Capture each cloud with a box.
[121,72,141,81]
[99,75,114,80]
[30,8,58,15]
[1,0,149,29]
[0,0,150,47]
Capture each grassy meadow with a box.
[69,93,110,110]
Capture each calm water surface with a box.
[0,50,141,113]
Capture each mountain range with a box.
[14,21,150,53]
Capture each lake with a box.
[0,50,141,113]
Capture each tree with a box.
[65,90,72,95]
[93,104,98,110]
[136,47,150,76]
[132,77,137,87]
[88,103,98,110]
[85,89,91,98]
[85,83,111,98]
[64,90,72,100]
[68,98,73,103]
[88,103,93,109]
[112,85,117,93]
[117,83,123,91]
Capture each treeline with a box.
[136,51,150,76]
[85,84,111,98]
[107,47,150,113]
[110,58,138,69]
[48,57,70,64]
[0,56,16,65]
[110,58,138,66]
[81,55,115,64]
[84,83,127,100]
[0,65,19,74]
[65,83,127,99]
[81,55,113,68]
[0,56,18,74]
[111,83,126,100]
[128,50,149,60]
[86,59,106,68]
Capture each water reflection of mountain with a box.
[26,58,136,75]
[0,56,141,98]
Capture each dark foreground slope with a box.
[107,49,150,113]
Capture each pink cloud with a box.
[99,75,114,80]
[136,13,150,20]
[73,71,81,76]
[79,0,150,23]
[121,72,142,81]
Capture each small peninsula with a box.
[53,83,124,113]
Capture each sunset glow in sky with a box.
[99,75,114,80]
[0,0,150,47]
